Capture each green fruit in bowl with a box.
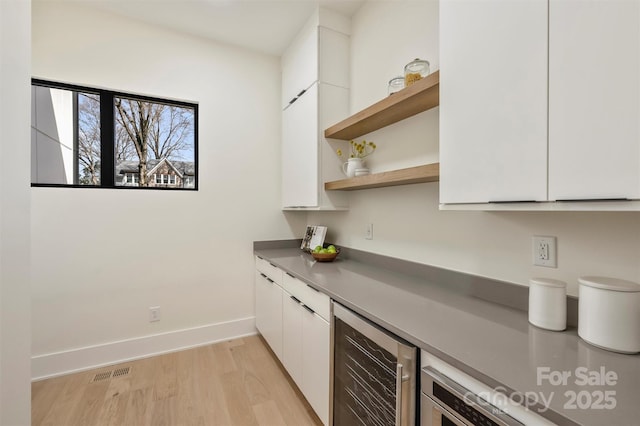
[327,246,337,253]
[313,245,322,253]
[319,248,329,254]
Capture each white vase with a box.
[342,158,365,178]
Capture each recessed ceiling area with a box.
[37,0,366,55]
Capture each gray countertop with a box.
[254,245,640,426]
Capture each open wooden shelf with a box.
[324,70,439,140]
[324,163,439,191]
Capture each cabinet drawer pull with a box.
[266,277,274,284]
[260,273,267,278]
[269,262,278,268]
[302,304,315,315]
[290,295,301,304]
[256,255,263,260]
[286,272,295,278]
[306,284,320,292]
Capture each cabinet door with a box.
[549,0,640,200]
[282,23,318,109]
[255,271,283,361]
[282,292,303,388]
[439,0,548,203]
[282,83,319,208]
[301,308,330,426]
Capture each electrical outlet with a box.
[365,223,373,240]
[533,236,557,268]
[149,306,161,322]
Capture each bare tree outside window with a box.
[77,93,101,185]
[114,97,195,187]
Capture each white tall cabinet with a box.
[281,8,350,210]
[549,0,640,201]
[439,0,548,204]
[440,0,640,206]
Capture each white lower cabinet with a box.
[281,273,331,425]
[282,289,330,425]
[255,269,283,362]
[255,259,331,425]
[301,307,330,426]
[282,291,304,387]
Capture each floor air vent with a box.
[90,367,131,383]
[91,371,113,383]
[112,367,130,378]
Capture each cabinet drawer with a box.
[255,256,283,284]
[283,272,330,322]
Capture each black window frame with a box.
[31,78,199,191]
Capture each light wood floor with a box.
[32,335,322,426]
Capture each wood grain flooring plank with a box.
[229,340,272,405]
[194,345,233,425]
[243,336,321,426]
[221,369,259,426]
[176,345,206,425]
[122,387,154,426]
[253,399,288,426]
[153,352,178,401]
[31,373,69,425]
[211,339,239,375]
[66,379,111,426]
[95,374,132,426]
[37,370,95,426]
[150,395,178,426]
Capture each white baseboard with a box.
[32,316,257,381]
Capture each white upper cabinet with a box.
[282,83,319,207]
[439,0,548,204]
[549,0,640,201]
[281,20,350,110]
[441,0,640,208]
[281,22,318,110]
[281,7,350,210]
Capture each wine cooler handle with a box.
[395,363,403,426]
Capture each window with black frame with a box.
[31,80,198,190]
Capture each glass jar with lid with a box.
[387,76,404,95]
[404,58,430,86]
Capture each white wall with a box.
[31,2,306,378]
[0,0,32,423]
[309,0,640,296]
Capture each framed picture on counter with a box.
[301,225,327,252]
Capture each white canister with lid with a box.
[578,276,640,353]
[529,278,567,331]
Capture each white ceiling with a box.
[56,0,365,56]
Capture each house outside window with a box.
[123,173,139,185]
[31,79,198,190]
